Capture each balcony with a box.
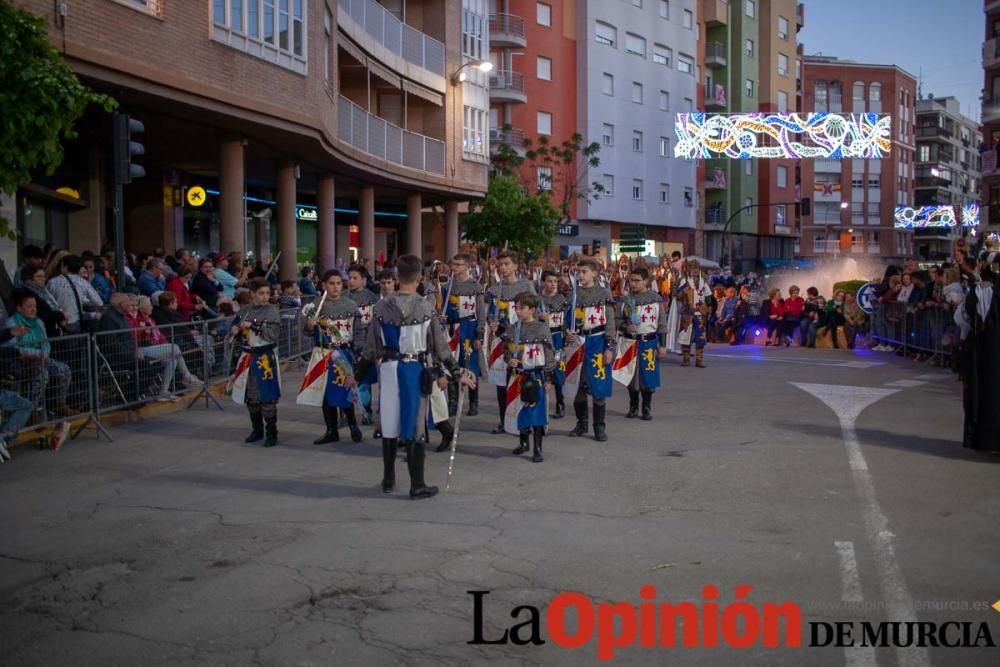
[702,0,728,28]
[812,239,842,253]
[983,92,1000,123]
[489,13,526,48]
[704,162,727,190]
[489,126,526,152]
[489,70,527,103]
[704,84,726,110]
[705,207,726,226]
[916,125,951,141]
[337,0,446,87]
[915,176,952,189]
[985,36,1000,68]
[797,3,805,29]
[337,96,445,174]
[705,42,727,68]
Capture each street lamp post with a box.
[450,59,494,85]
[721,201,801,272]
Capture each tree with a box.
[461,174,560,256]
[0,1,115,239]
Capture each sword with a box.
[446,375,469,491]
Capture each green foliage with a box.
[0,1,116,238]
[461,174,560,256]
[833,280,868,295]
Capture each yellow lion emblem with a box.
[331,361,347,387]
[643,347,656,371]
[592,352,606,380]
[257,354,274,380]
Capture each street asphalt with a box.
[2,343,998,666]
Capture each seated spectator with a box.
[278,280,302,310]
[138,258,167,297]
[48,255,104,334]
[167,264,206,321]
[12,245,47,288]
[190,258,222,311]
[211,252,248,299]
[731,285,753,346]
[826,290,849,349]
[152,291,214,374]
[801,287,826,348]
[299,267,318,297]
[717,286,738,343]
[3,289,72,417]
[764,288,785,346]
[83,256,114,304]
[0,327,33,461]
[783,286,805,345]
[130,295,201,394]
[21,265,67,337]
[843,292,864,350]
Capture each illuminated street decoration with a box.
[962,202,980,227]
[893,203,981,229]
[673,112,892,160]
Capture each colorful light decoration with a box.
[673,112,892,160]
[893,204,981,229]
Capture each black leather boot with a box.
[314,406,339,444]
[343,408,363,442]
[513,430,530,455]
[593,402,607,442]
[263,414,278,447]
[641,390,653,421]
[467,386,479,416]
[532,427,544,463]
[245,410,263,443]
[407,441,438,499]
[491,386,505,433]
[553,385,565,419]
[435,420,454,453]
[568,396,589,437]
[382,438,398,493]
[626,389,639,418]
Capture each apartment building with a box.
[4,0,489,275]
[799,56,917,261]
[914,96,982,260]
[982,0,1000,230]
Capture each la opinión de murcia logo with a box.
[468,587,997,660]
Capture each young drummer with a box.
[539,270,568,419]
[505,293,556,462]
[229,278,282,447]
[487,251,536,434]
[566,258,615,442]
[302,270,363,444]
[351,255,476,499]
[619,267,668,420]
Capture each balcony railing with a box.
[489,13,526,45]
[490,70,525,93]
[337,0,446,77]
[812,239,842,253]
[867,243,881,254]
[985,36,1000,68]
[705,41,727,66]
[489,126,526,149]
[705,84,726,108]
[337,96,445,174]
[917,125,951,139]
[983,92,1000,122]
[705,207,726,225]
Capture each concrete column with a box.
[445,200,460,259]
[276,160,297,280]
[359,185,375,263]
[219,139,245,256]
[317,174,336,273]
[407,193,422,259]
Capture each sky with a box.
[798,0,984,122]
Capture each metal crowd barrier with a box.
[869,302,957,364]
[0,308,311,446]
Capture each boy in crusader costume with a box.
[352,255,476,499]
[486,251,536,434]
[539,270,569,418]
[565,258,616,442]
[676,259,713,368]
[504,293,556,462]
[347,264,380,423]
[618,268,668,420]
[300,270,363,444]
[229,279,282,447]
[443,253,486,417]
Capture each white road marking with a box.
[914,373,952,381]
[883,380,928,388]
[705,353,884,369]
[793,383,930,667]
[834,540,877,667]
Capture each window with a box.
[659,0,669,19]
[659,136,670,157]
[868,177,880,190]
[815,81,828,112]
[632,180,643,200]
[777,165,787,188]
[745,39,754,57]
[830,81,843,112]
[120,0,162,17]
[776,205,786,225]
[603,174,615,197]
[537,167,553,191]
[684,97,693,111]
[463,105,488,159]
[537,111,552,135]
[917,145,930,162]
[869,82,882,112]
[778,90,788,112]
[625,33,646,57]
[677,55,694,75]
[536,2,551,26]
[595,21,617,47]
[213,0,307,70]
[852,82,865,112]
[323,7,331,85]
[462,9,486,61]
[537,56,552,80]
[778,16,789,40]
[778,53,789,77]
[632,82,643,104]
[851,177,863,190]
[659,90,670,111]
[659,184,670,203]
[653,44,672,67]
[745,79,754,97]
[602,123,614,146]
[685,187,694,207]
[683,9,693,28]
[602,72,614,96]
[744,160,753,176]
[745,0,755,18]
[632,130,643,152]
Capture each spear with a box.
[446,375,469,491]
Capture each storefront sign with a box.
[558,223,579,237]
[296,207,317,221]
[186,185,207,207]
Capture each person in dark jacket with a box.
[190,258,222,311]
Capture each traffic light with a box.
[113,111,145,185]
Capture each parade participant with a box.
[676,259,713,368]
[351,255,477,498]
[300,270,363,445]
[617,268,667,420]
[347,264,379,423]
[486,251,536,434]
[228,279,282,447]
[505,293,555,462]
[663,253,685,354]
[565,258,615,442]
[377,270,396,298]
[539,270,569,418]
[960,237,1000,452]
[444,253,486,417]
